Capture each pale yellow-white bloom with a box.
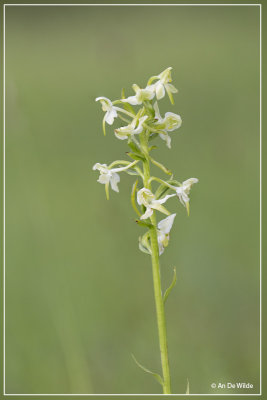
[93,161,137,192]
[175,178,199,214]
[157,213,176,255]
[115,115,147,140]
[137,188,175,220]
[95,96,118,125]
[153,102,182,148]
[121,84,155,105]
[149,67,178,103]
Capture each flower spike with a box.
[92,68,198,395]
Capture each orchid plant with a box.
[93,67,198,394]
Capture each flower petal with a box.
[93,163,108,172]
[133,115,148,135]
[122,96,139,105]
[159,131,171,149]
[140,207,153,220]
[151,203,170,216]
[158,67,172,84]
[153,101,162,121]
[105,108,117,125]
[110,172,120,192]
[156,82,165,100]
[166,83,178,94]
[158,214,176,234]
[137,188,154,206]
[98,174,110,185]
[157,232,165,255]
[183,178,199,187]
[164,112,182,131]
[114,130,129,140]
[157,193,176,205]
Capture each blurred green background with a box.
[5,4,260,395]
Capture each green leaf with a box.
[127,152,145,162]
[155,184,170,200]
[163,268,177,303]
[131,180,141,217]
[123,102,136,115]
[149,145,157,152]
[136,220,154,229]
[138,232,151,255]
[143,100,155,117]
[128,140,142,155]
[131,354,164,388]
[139,238,151,255]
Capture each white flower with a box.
[121,84,155,105]
[93,161,138,193]
[149,67,178,103]
[153,102,182,148]
[137,188,175,220]
[175,178,199,214]
[95,96,118,125]
[115,115,147,140]
[157,214,176,255]
[93,163,120,192]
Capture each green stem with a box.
[141,131,171,394]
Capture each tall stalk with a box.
[93,67,198,394]
[141,130,171,393]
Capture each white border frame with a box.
[2,3,262,397]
